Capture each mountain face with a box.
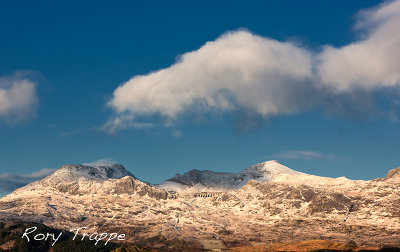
[1,161,400,251]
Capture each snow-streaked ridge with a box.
[158,160,369,192]
[159,160,307,191]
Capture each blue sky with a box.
[1,0,400,195]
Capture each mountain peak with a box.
[265,160,281,164]
[242,160,303,179]
[54,163,135,180]
[165,169,236,187]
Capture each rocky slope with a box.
[0,162,400,251]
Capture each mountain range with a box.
[0,161,399,251]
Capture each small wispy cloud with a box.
[60,128,84,137]
[100,114,154,135]
[83,158,119,167]
[273,150,337,161]
[0,168,55,192]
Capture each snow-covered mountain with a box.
[11,163,168,199]
[158,160,304,191]
[158,160,353,191]
[1,161,400,250]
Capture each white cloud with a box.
[273,150,337,161]
[0,72,39,123]
[107,30,314,131]
[317,0,400,91]
[110,30,313,118]
[0,168,55,192]
[105,0,400,132]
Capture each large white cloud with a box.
[0,73,39,123]
[109,31,313,120]
[106,0,400,132]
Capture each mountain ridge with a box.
[158,160,363,191]
[159,160,306,190]
[5,160,388,194]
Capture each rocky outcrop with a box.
[385,167,400,181]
